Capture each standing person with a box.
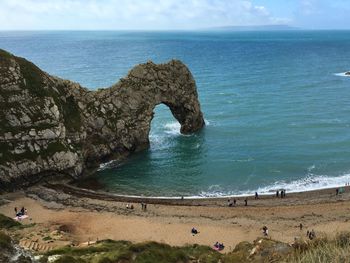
[276,190,279,197]
[255,192,259,200]
[233,199,237,206]
[141,203,144,210]
[262,226,268,236]
[144,203,147,211]
[299,223,303,231]
[281,190,284,198]
[14,207,17,216]
[244,199,248,206]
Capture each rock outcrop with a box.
[0,49,204,190]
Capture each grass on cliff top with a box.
[43,240,221,263]
[0,48,83,133]
[39,232,350,263]
[287,232,350,263]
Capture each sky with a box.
[0,0,349,30]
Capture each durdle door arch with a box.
[0,49,204,189]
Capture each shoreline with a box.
[59,182,347,204]
[18,182,350,209]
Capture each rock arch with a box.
[0,49,205,188]
[84,60,205,162]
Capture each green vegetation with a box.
[46,141,68,155]
[44,240,221,263]
[0,231,12,250]
[0,49,83,134]
[59,95,82,132]
[0,213,21,229]
[38,233,350,263]
[287,232,350,263]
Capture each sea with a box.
[1,30,350,197]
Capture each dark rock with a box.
[345,71,350,76]
[0,49,205,189]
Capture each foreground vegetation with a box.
[1,213,350,262]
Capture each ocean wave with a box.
[164,121,181,135]
[163,119,211,136]
[196,173,350,198]
[98,160,116,171]
[334,72,350,77]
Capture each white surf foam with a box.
[196,173,350,198]
[334,72,350,77]
[98,160,116,171]
[164,121,181,135]
[163,119,210,136]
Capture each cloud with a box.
[295,0,350,29]
[0,0,289,30]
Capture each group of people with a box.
[213,242,225,251]
[191,227,225,252]
[227,198,248,207]
[227,189,288,207]
[141,203,147,211]
[276,190,286,198]
[125,203,148,211]
[125,204,134,209]
[307,229,316,240]
[14,206,27,217]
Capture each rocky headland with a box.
[0,49,204,190]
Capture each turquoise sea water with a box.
[1,30,350,197]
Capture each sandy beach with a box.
[1,184,350,253]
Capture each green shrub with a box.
[0,231,12,250]
[0,213,21,229]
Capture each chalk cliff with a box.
[0,49,204,190]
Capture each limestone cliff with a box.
[0,49,204,190]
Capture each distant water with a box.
[1,30,350,197]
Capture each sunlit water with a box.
[1,30,350,197]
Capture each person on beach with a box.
[244,199,248,206]
[308,229,316,240]
[233,199,237,206]
[262,226,268,236]
[299,223,303,231]
[20,207,25,215]
[255,192,259,200]
[336,188,339,195]
[141,203,144,210]
[214,242,224,250]
[144,203,147,211]
[191,228,198,235]
[228,199,233,207]
[14,207,17,216]
[281,190,284,198]
[276,190,279,197]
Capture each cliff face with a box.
[0,49,204,190]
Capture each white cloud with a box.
[0,0,290,30]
